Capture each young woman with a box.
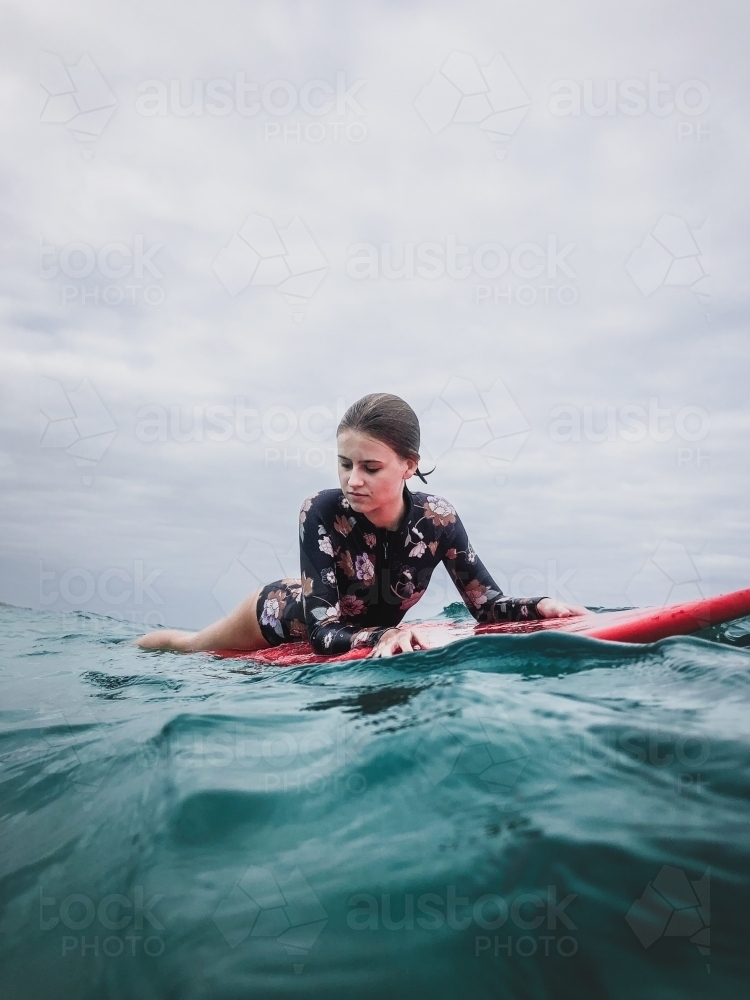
[137,393,588,658]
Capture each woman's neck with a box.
[362,488,406,531]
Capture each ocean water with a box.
[1,602,749,1000]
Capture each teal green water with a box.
[1,602,749,999]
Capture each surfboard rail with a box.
[212,587,750,664]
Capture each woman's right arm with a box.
[299,495,390,655]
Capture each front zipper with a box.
[378,529,392,607]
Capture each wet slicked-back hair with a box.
[337,393,432,482]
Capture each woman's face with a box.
[337,429,418,516]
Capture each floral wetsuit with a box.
[255,486,547,655]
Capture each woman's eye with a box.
[364,467,379,474]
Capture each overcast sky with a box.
[1,0,748,630]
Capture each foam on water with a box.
[1,603,749,999]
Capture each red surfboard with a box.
[212,588,750,666]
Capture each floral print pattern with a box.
[464,579,488,609]
[260,589,287,638]
[340,595,366,618]
[334,514,353,537]
[424,496,457,527]
[318,535,334,557]
[255,486,546,654]
[355,553,375,585]
[336,550,355,578]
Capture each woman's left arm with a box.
[442,512,587,621]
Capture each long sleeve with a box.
[298,496,391,655]
[441,512,546,623]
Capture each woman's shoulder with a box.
[299,488,348,519]
[410,490,460,525]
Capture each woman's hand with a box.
[371,625,436,658]
[536,598,591,619]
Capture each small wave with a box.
[0,603,748,998]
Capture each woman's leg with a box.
[135,587,270,653]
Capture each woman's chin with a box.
[347,497,371,512]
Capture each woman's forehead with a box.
[337,429,396,459]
